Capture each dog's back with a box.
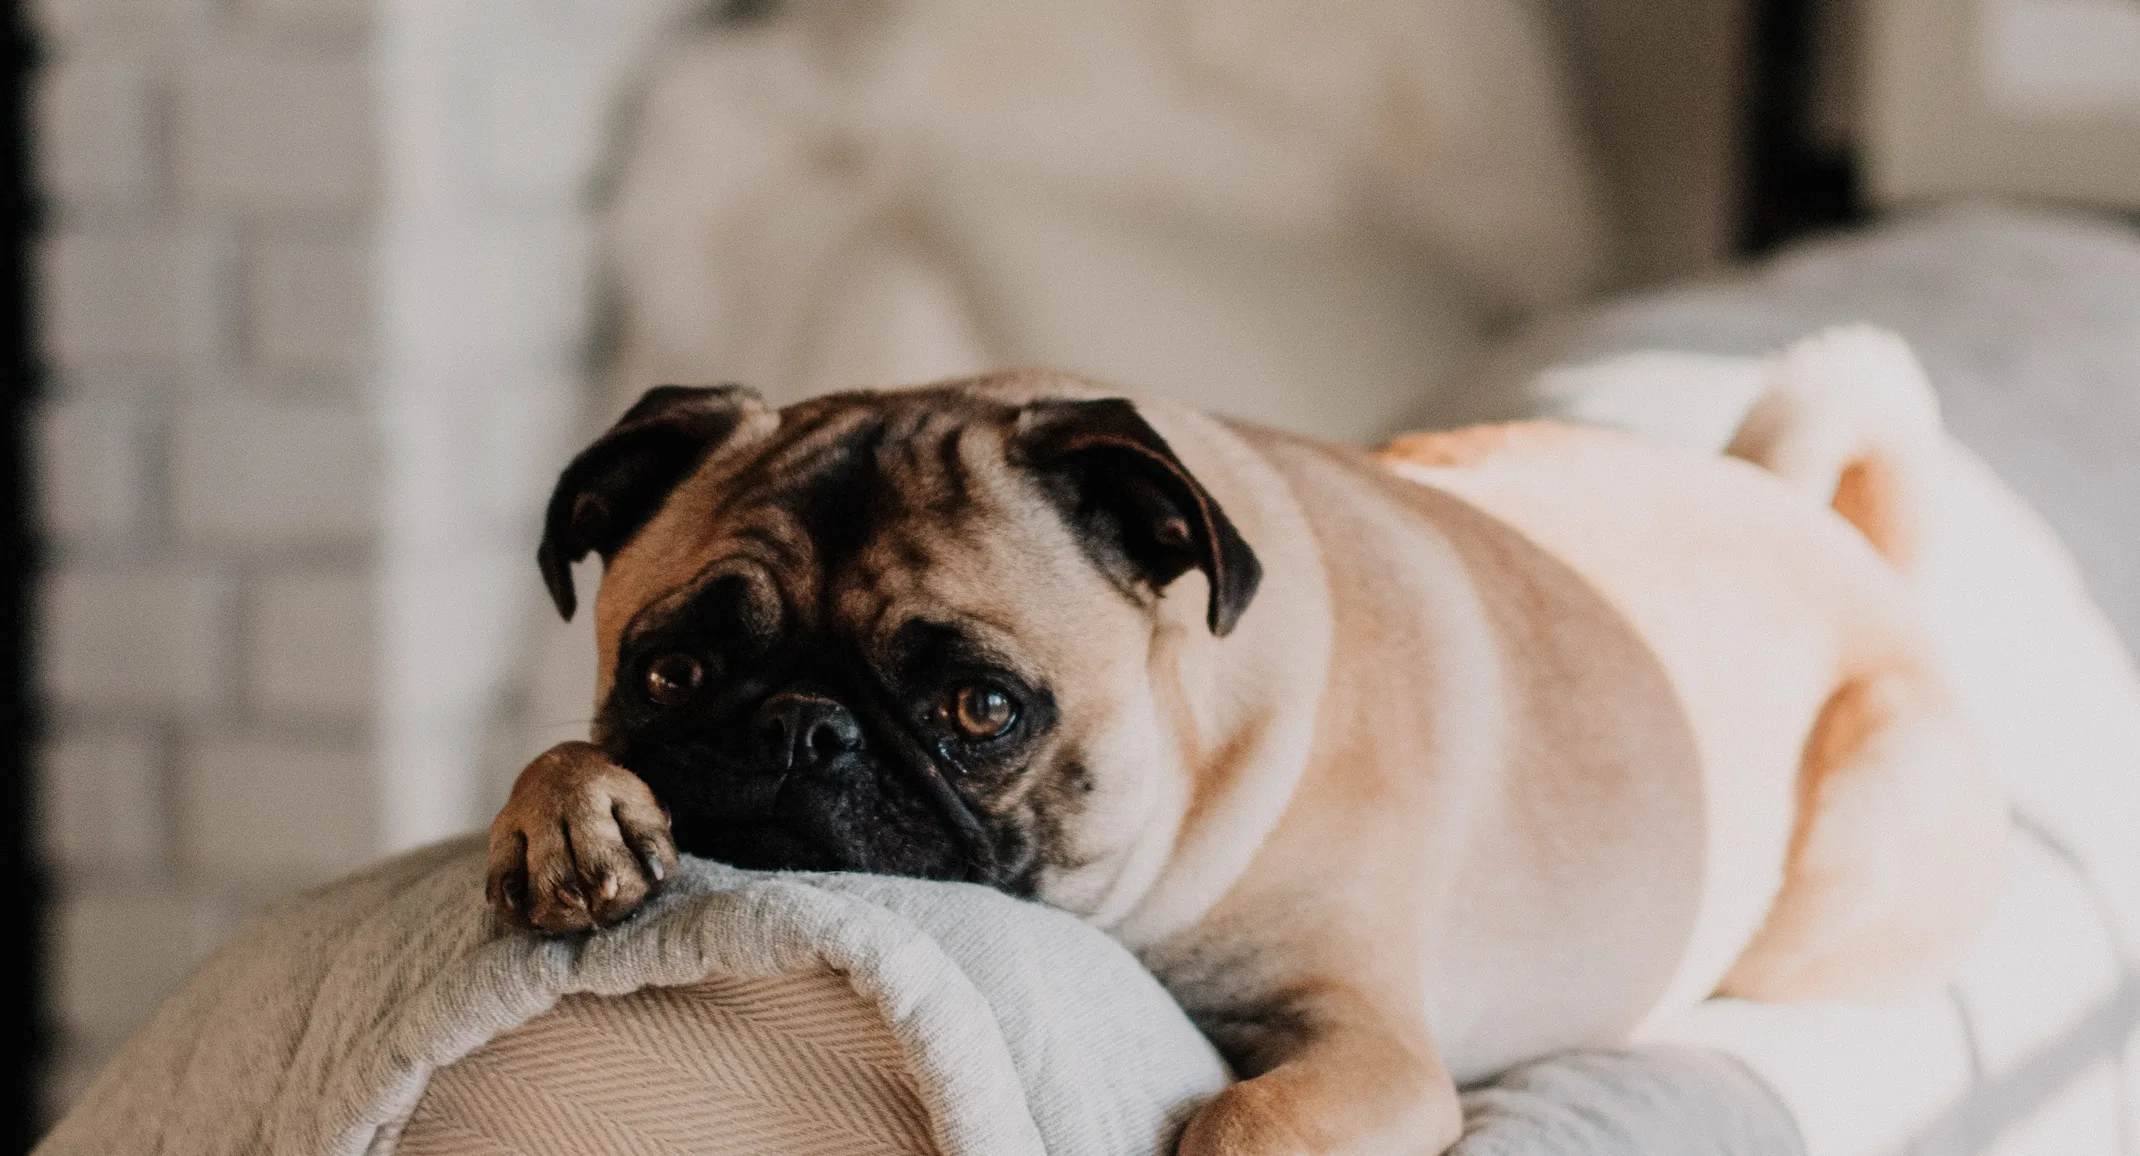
[1367,329,2003,1016]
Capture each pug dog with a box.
[486,328,2006,1155]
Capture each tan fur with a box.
[489,337,2006,1154]
[1378,423,1558,468]
[1718,669,2006,1000]
[1724,326,1944,574]
[1830,458,1910,568]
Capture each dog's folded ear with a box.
[538,384,770,620]
[1012,398,1262,635]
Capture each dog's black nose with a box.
[755,691,864,773]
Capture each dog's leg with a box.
[1177,981,1462,1156]
[486,741,679,933]
[1720,668,2008,1000]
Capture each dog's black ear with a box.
[1013,398,1261,636]
[538,384,769,620]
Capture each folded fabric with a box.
[35,839,1227,1156]
[38,829,1809,1156]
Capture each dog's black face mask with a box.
[596,573,1060,890]
[539,383,1260,896]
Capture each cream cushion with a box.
[37,834,1805,1156]
[399,971,936,1156]
[35,847,1230,1156]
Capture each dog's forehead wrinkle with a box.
[935,421,974,505]
[615,390,1122,684]
[609,381,1107,664]
[782,410,880,478]
[620,520,810,639]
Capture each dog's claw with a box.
[497,871,527,916]
[635,842,667,883]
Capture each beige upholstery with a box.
[35,836,1229,1156]
[399,970,939,1156]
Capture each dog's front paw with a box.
[485,741,679,933]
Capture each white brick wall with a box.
[30,0,389,1126]
[244,236,373,372]
[242,0,370,36]
[31,0,208,42]
[33,50,161,207]
[248,570,373,719]
[180,735,375,883]
[32,396,152,542]
[30,0,689,1129]
[179,38,374,214]
[40,565,233,714]
[40,229,223,365]
[374,0,689,849]
[36,727,165,872]
[171,398,376,544]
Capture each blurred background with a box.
[3,0,2138,1147]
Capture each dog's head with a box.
[539,376,1261,901]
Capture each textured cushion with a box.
[34,845,1230,1156]
[398,971,937,1156]
[36,835,1807,1156]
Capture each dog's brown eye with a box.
[947,684,1017,739]
[644,654,704,706]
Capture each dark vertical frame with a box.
[1741,0,1865,254]
[2,0,41,1149]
